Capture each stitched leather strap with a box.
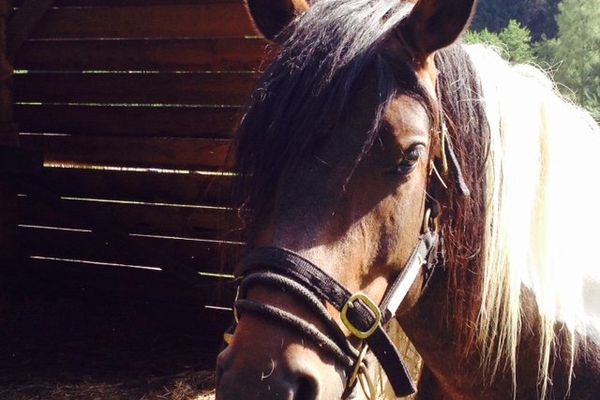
[379,230,439,322]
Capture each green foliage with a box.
[464,29,504,49]
[536,0,600,120]
[470,0,600,120]
[465,20,534,64]
[472,0,560,40]
[532,37,559,65]
[498,20,535,63]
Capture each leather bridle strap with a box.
[379,230,439,320]
[235,229,439,398]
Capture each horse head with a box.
[216,1,477,399]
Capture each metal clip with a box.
[357,366,377,400]
[347,345,376,400]
[440,121,450,175]
[422,207,438,234]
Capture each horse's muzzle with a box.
[216,339,342,400]
[215,296,346,400]
[216,349,320,400]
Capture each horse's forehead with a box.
[313,92,429,167]
[384,96,431,142]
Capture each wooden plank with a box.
[20,226,240,274]
[14,71,258,105]
[6,0,55,58]
[39,167,235,206]
[0,182,19,267]
[15,38,271,72]
[18,195,243,240]
[0,0,18,145]
[15,104,242,138]
[19,134,233,170]
[29,4,257,39]
[18,256,237,307]
[0,1,20,267]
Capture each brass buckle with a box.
[340,293,382,339]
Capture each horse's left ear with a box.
[394,0,477,63]
[245,0,310,42]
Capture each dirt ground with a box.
[0,372,215,400]
[0,276,224,400]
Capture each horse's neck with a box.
[399,272,600,400]
[398,271,520,399]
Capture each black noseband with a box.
[225,229,441,398]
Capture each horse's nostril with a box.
[294,375,319,400]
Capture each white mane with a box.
[371,44,600,400]
[466,43,600,397]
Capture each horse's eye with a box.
[405,146,423,162]
[395,145,424,175]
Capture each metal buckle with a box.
[340,293,382,339]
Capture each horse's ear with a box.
[395,0,477,62]
[245,0,310,42]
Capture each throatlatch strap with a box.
[235,230,438,398]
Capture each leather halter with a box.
[225,218,441,398]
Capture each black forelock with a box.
[233,0,429,238]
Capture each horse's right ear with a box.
[394,0,477,63]
[245,0,310,42]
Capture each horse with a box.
[216,0,600,398]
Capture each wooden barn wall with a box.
[0,0,19,268]
[9,0,268,342]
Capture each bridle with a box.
[229,222,440,398]
[222,94,469,399]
